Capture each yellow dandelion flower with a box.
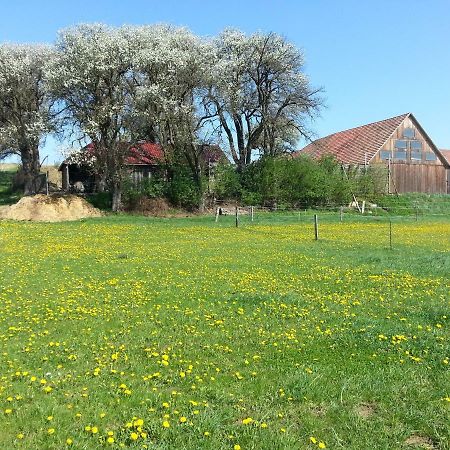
[162,421,170,428]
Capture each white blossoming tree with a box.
[49,24,139,211]
[209,30,323,170]
[0,44,55,194]
[132,25,216,211]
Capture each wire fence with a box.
[211,203,450,250]
[213,203,450,222]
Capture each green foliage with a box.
[122,174,167,210]
[221,156,351,207]
[166,165,203,210]
[214,156,392,208]
[347,164,387,199]
[212,162,241,199]
[0,170,21,205]
[86,192,112,210]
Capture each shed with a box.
[59,142,165,192]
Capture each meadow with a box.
[0,213,448,449]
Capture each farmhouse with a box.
[59,142,226,192]
[298,113,449,194]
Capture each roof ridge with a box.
[317,113,410,142]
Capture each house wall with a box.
[128,165,159,185]
[372,116,447,194]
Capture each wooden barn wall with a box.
[390,163,447,194]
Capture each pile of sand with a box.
[0,194,103,222]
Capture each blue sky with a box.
[2,0,450,163]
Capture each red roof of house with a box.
[60,141,226,168]
[82,142,164,165]
[126,142,164,165]
[439,149,450,166]
[297,113,410,164]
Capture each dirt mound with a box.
[0,194,103,222]
[125,197,171,216]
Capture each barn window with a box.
[395,140,408,149]
[394,151,407,160]
[410,140,422,150]
[380,151,391,160]
[425,153,437,161]
[403,128,415,139]
[410,152,422,161]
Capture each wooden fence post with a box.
[340,206,343,222]
[314,214,319,241]
[235,206,239,228]
[215,207,220,223]
[389,219,392,250]
[250,206,254,222]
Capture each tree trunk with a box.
[193,166,205,213]
[198,191,205,213]
[111,184,122,212]
[21,146,40,195]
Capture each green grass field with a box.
[0,214,449,449]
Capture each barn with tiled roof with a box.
[297,113,449,194]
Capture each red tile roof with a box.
[439,149,450,166]
[297,113,410,164]
[82,142,164,165]
[126,142,164,165]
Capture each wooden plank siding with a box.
[390,163,447,194]
[129,166,152,186]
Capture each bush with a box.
[213,162,241,199]
[86,192,112,210]
[166,165,203,210]
[214,155,386,208]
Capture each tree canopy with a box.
[0,24,323,208]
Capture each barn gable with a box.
[297,113,449,194]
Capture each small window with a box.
[380,150,391,160]
[403,128,415,139]
[425,153,437,161]
[410,152,422,161]
[395,140,408,149]
[394,151,407,160]
[410,140,422,150]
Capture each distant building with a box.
[297,113,449,194]
[59,142,226,193]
